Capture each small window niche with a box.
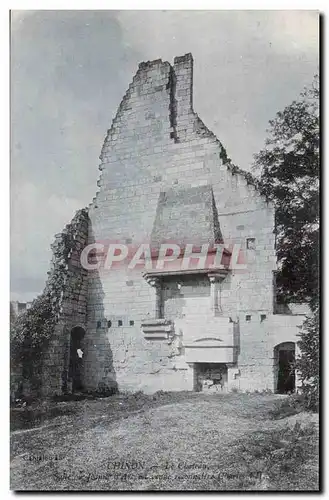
[129,320,134,326]
[260,314,267,322]
[246,238,256,250]
[118,320,123,327]
[245,315,251,322]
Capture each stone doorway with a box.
[69,326,85,392]
[274,342,295,394]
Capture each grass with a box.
[223,421,319,491]
[10,390,195,431]
[10,392,319,491]
[268,393,307,420]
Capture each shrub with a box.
[10,292,57,399]
[269,394,304,420]
[296,304,319,411]
[235,421,318,490]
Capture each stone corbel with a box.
[141,318,173,340]
[145,276,160,288]
[145,276,162,319]
[208,271,227,315]
[168,328,183,355]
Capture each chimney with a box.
[173,53,194,139]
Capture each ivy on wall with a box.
[10,208,89,399]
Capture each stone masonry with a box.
[41,209,89,396]
[17,53,306,398]
[80,53,305,394]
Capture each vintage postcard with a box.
[10,9,320,492]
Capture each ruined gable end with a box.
[13,53,304,400]
[81,54,303,397]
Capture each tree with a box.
[254,77,319,411]
[254,76,319,306]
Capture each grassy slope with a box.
[10,393,319,491]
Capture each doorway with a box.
[274,342,295,394]
[69,326,85,392]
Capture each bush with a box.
[269,394,304,420]
[10,292,57,399]
[296,305,319,411]
[235,421,319,490]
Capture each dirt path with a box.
[10,393,318,491]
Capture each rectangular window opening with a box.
[246,238,256,250]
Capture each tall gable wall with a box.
[84,54,277,393]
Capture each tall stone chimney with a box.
[173,53,194,140]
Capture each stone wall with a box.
[22,209,90,397]
[10,301,32,319]
[236,313,304,392]
[40,208,90,396]
[84,54,284,393]
[11,209,90,399]
[12,53,305,398]
[162,276,211,320]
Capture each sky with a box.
[10,10,319,302]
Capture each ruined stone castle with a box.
[18,54,308,397]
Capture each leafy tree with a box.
[254,77,319,410]
[254,76,319,306]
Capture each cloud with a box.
[11,180,82,301]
